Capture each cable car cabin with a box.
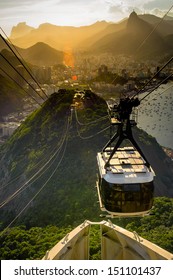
[96,147,155,217]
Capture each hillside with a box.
[0,35,64,67]
[9,21,110,50]
[17,42,63,66]
[0,74,25,120]
[0,88,173,231]
[90,11,168,57]
[139,14,173,36]
[8,13,173,58]
[78,20,127,49]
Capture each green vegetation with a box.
[0,88,173,260]
[0,225,72,260]
[0,74,25,119]
[125,197,173,253]
[0,197,172,260]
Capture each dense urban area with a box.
[0,53,172,145]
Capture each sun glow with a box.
[63,46,74,68]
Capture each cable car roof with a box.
[97,147,155,184]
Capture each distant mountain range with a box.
[0,12,173,68]
[9,21,110,50]
[90,12,168,57]
[7,12,173,59]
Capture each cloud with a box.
[107,1,143,20]
[143,0,173,10]
[107,0,173,20]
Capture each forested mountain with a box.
[0,89,173,231]
[0,74,25,120]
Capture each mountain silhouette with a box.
[17,42,63,66]
[8,12,173,58]
[10,22,35,39]
[90,11,167,57]
[10,21,110,50]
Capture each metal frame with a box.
[102,98,151,169]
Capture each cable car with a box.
[96,97,155,217]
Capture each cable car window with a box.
[123,184,140,192]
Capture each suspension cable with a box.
[0,31,49,99]
[0,51,45,101]
[76,125,110,140]
[139,73,173,102]
[0,93,68,190]
[75,107,108,126]
[0,113,71,208]
[0,129,69,234]
[136,4,173,53]
[0,65,42,106]
[139,83,173,109]
[132,56,173,100]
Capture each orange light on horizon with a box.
[72,75,77,80]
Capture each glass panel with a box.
[100,179,154,213]
[123,184,140,192]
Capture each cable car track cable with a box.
[0,131,69,234]
[74,107,109,126]
[0,65,42,106]
[0,93,69,190]
[0,31,49,99]
[0,51,45,101]
[139,72,173,102]
[132,56,173,101]
[138,83,173,109]
[0,113,71,208]
[136,4,173,54]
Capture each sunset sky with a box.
[1,0,173,35]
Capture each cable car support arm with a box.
[102,97,151,169]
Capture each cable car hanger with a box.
[102,97,151,169]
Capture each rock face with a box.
[0,89,172,229]
[10,22,35,39]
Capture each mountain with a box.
[89,12,169,58]
[0,48,35,91]
[9,21,111,50]
[0,89,173,230]
[139,14,173,36]
[78,20,127,50]
[0,74,25,120]
[17,42,63,66]
[0,38,63,68]
[78,20,127,49]
[8,13,173,58]
[10,22,35,39]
